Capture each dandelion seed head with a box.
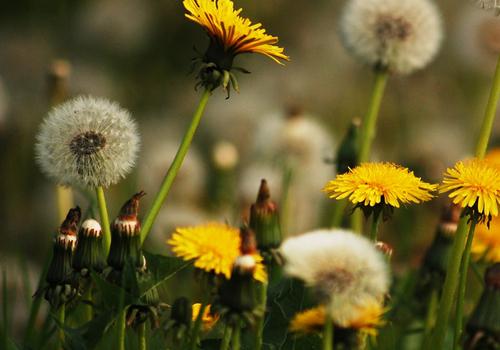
[280,229,390,325]
[339,0,443,74]
[35,96,139,188]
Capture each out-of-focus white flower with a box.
[35,96,139,188]
[212,141,239,170]
[281,229,390,326]
[339,0,443,74]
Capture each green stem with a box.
[254,282,268,350]
[369,211,382,241]
[117,310,126,350]
[330,200,347,228]
[323,312,333,350]
[55,304,65,350]
[96,186,111,253]
[138,322,147,350]
[351,210,363,234]
[220,324,233,350]
[357,69,389,163]
[140,89,211,245]
[475,53,500,158]
[422,289,438,344]
[454,221,477,350]
[2,269,8,350]
[189,303,207,350]
[232,322,241,350]
[428,217,469,349]
[84,287,93,322]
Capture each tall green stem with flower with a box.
[430,53,500,349]
[140,89,211,244]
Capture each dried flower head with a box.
[281,229,390,325]
[439,158,500,221]
[323,162,436,211]
[35,95,139,188]
[168,222,267,282]
[184,0,289,92]
[339,0,443,74]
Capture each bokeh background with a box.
[1,0,500,339]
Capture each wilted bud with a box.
[107,191,146,271]
[336,119,360,174]
[464,263,500,349]
[249,180,282,250]
[72,219,105,276]
[44,207,80,308]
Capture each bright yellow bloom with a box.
[289,301,385,336]
[439,159,500,217]
[289,306,326,334]
[472,216,500,262]
[183,0,289,64]
[168,222,267,283]
[192,303,219,330]
[323,162,436,208]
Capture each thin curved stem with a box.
[427,218,469,349]
[369,212,382,241]
[454,220,477,350]
[357,69,389,163]
[117,310,126,350]
[475,53,500,158]
[322,312,333,350]
[138,322,147,350]
[231,322,241,350]
[140,89,211,244]
[254,282,268,350]
[55,304,65,350]
[220,324,233,350]
[95,186,111,253]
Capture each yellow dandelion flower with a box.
[472,216,500,262]
[168,222,267,283]
[439,159,500,217]
[289,306,326,334]
[183,0,289,64]
[192,303,219,330]
[289,301,386,336]
[323,162,436,208]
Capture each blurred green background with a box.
[1,0,500,339]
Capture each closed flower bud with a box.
[465,263,500,349]
[72,219,105,276]
[44,207,80,308]
[336,119,360,174]
[107,191,146,271]
[249,180,282,250]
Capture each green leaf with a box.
[139,252,190,297]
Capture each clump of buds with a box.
[464,263,500,349]
[249,179,282,251]
[107,191,146,272]
[72,219,105,276]
[44,207,80,308]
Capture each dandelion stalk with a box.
[95,186,111,253]
[254,282,268,350]
[475,54,500,158]
[117,310,126,350]
[231,322,241,350]
[189,302,207,350]
[220,324,233,350]
[357,69,389,163]
[140,89,211,244]
[368,211,382,241]
[453,220,478,350]
[55,304,65,350]
[322,312,333,350]
[138,322,147,350]
[83,287,93,322]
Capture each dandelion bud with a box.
[44,207,80,308]
[336,119,360,174]
[107,191,146,271]
[249,180,282,250]
[374,241,393,258]
[465,263,500,349]
[72,219,105,276]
